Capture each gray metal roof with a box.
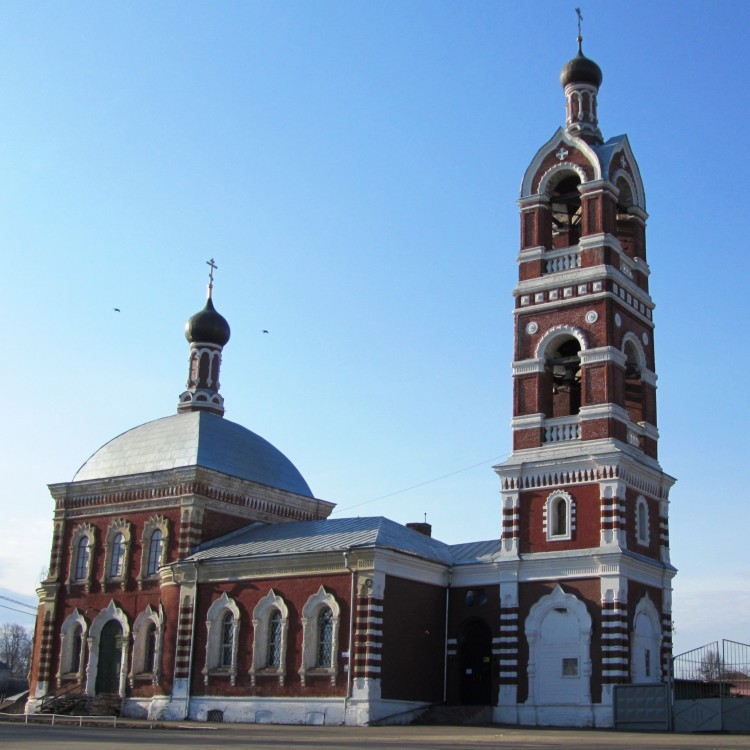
[447,539,502,563]
[190,516,455,564]
[189,516,499,566]
[73,411,313,497]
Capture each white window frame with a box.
[545,490,575,541]
[299,586,340,687]
[58,609,87,683]
[636,495,650,546]
[101,519,132,589]
[202,592,240,686]
[249,589,289,687]
[67,523,96,593]
[129,604,164,686]
[137,515,170,588]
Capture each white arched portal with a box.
[631,595,662,683]
[524,585,592,725]
[86,600,130,697]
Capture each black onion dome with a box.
[185,296,231,346]
[560,50,603,88]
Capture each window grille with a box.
[267,610,282,668]
[220,612,234,667]
[317,607,333,668]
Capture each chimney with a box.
[406,522,432,538]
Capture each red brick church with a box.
[28,37,676,728]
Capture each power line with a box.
[334,453,508,513]
[0,603,36,618]
[0,595,37,613]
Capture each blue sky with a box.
[1,1,749,656]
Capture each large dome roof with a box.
[73,411,312,497]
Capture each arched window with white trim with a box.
[129,604,163,686]
[58,609,87,682]
[249,589,289,686]
[299,586,341,687]
[203,592,240,686]
[636,496,650,546]
[546,490,575,541]
[138,515,170,588]
[102,519,131,589]
[67,524,96,593]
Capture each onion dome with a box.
[185,296,231,347]
[560,49,602,89]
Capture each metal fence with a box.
[672,640,750,732]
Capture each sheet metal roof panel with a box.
[73,411,313,497]
[190,516,455,564]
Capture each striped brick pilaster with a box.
[36,610,57,688]
[660,611,673,677]
[47,522,63,581]
[501,502,519,549]
[600,490,625,546]
[352,595,383,679]
[178,507,203,557]
[497,604,519,684]
[174,597,194,680]
[601,599,629,684]
[659,503,670,562]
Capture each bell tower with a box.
[493,28,676,727]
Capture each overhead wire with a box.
[334,452,509,513]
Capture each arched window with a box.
[623,338,644,425]
[636,496,650,546]
[220,611,234,668]
[129,604,163,685]
[317,607,334,668]
[144,622,157,673]
[546,491,574,541]
[546,336,582,418]
[147,529,163,576]
[249,589,289,687]
[138,516,169,588]
[299,586,341,687]
[549,174,582,249]
[67,524,96,593]
[109,533,125,578]
[59,609,87,681]
[75,537,90,580]
[102,520,131,587]
[71,625,83,673]
[267,610,282,668]
[203,592,240,685]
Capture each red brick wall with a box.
[380,576,446,703]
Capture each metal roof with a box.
[72,411,313,497]
[189,516,500,567]
[190,516,455,564]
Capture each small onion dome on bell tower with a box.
[184,296,231,347]
[178,259,231,417]
[560,11,603,143]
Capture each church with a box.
[27,36,676,728]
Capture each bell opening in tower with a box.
[549,174,582,249]
[545,336,582,418]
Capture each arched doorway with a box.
[458,619,493,705]
[95,619,123,694]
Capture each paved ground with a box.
[2,720,750,750]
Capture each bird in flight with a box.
[113,308,121,312]
[262,330,269,334]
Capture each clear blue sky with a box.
[1,1,749,656]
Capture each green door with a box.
[95,620,123,694]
